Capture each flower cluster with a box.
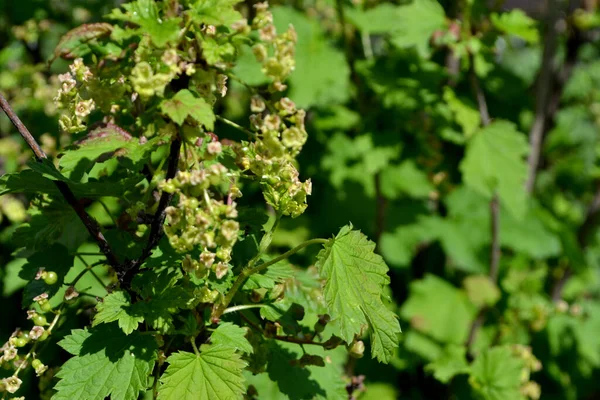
[251,2,297,92]
[512,344,542,400]
[53,58,96,133]
[238,97,311,217]
[160,143,240,282]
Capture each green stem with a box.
[216,237,328,318]
[247,213,282,269]
[190,337,200,356]
[216,115,254,138]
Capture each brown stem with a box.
[525,0,562,194]
[0,92,120,268]
[119,136,182,286]
[465,59,499,353]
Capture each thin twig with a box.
[216,115,254,138]
[525,0,562,194]
[465,59,499,354]
[0,92,120,268]
[120,136,182,286]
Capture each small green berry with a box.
[43,271,58,285]
[31,359,43,370]
[15,337,28,348]
[39,299,53,313]
[32,314,47,326]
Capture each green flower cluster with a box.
[160,146,240,281]
[251,2,297,92]
[53,59,96,134]
[238,96,310,218]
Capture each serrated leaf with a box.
[54,23,113,60]
[425,344,469,383]
[107,0,181,47]
[245,341,346,400]
[131,269,194,333]
[211,322,253,354]
[158,345,246,400]
[460,120,529,218]
[13,200,88,252]
[59,124,159,175]
[54,324,157,400]
[315,224,401,363]
[93,291,144,335]
[389,0,446,58]
[0,160,143,198]
[491,10,539,44]
[188,0,244,27]
[469,346,525,400]
[160,89,215,128]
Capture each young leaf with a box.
[93,291,144,335]
[315,224,401,363]
[158,345,246,400]
[188,0,244,27]
[459,120,529,218]
[491,9,539,44]
[424,344,469,384]
[54,324,157,400]
[107,0,181,47]
[160,89,215,128]
[210,322,253,354]
[469,346,525,400]
[54,23,114,60]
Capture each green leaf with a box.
[2,259,27,297]
[59,124,159,175]
[54,324,157,400]
[0,160,143,198]
[271,7,350,108]
[379,160,434,199]
[322,133,400,197]
[158,345,246,400]
[107,0,181,47]
[13,200,88,252]
[131,269,194,333]
[443,87,480,140]
[389,0,446,58]
[491,10,539,44]
[160,89,215,128]
[315,224,401,363]
[346,4,402,34]
[469,346,525,400]
[211,322,253,354]
[188,0,244,27]
[460,120,529,218]
[245,341,346,400]
[54,23,113,60]
[93,291,144,335]
[425,344,469,383]
[401,274,476,344]
[463,275,501,308]
[380,220,437,267]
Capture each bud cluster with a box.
[160,145,240,282]
[511,344,542,400]
[251,2,297,92]
[53,58,96,133]
[238,97,311,217]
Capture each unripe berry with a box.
[39,299,52,313]
[32,314,47,326]
[43,271,58,285]
[31,359,43,370]
[15,337,28,348]
[349,340,365,359]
